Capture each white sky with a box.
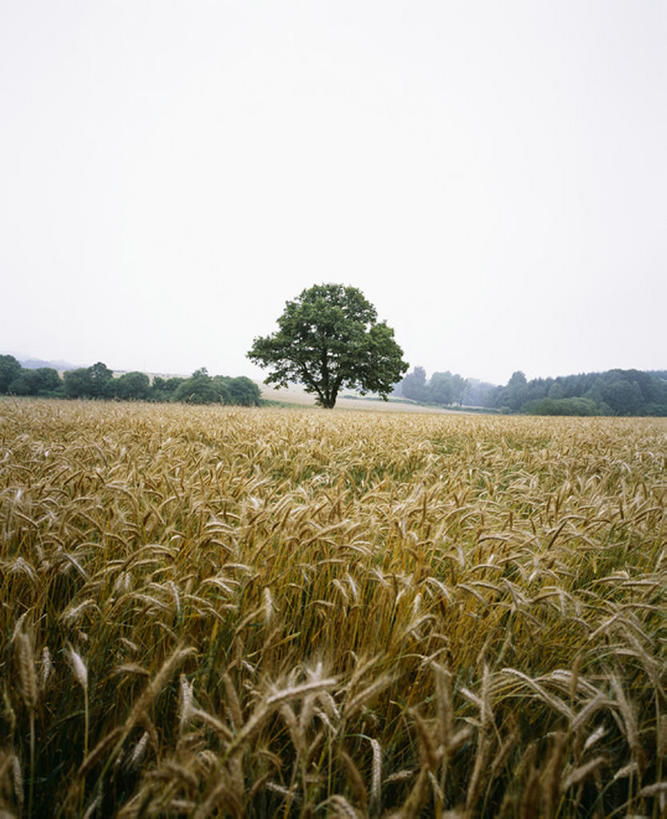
[1,1,665,386]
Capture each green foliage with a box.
[493,369,667,416]
[522,396,598,416]
[173,368,220,404]
[213,375,261,406]
[0,355,260,408]
[428,371,465,405]
[397,367,495,408]
[9,367,62,396]
[63,362,115,399]
[399,365,428,401]
[547,381,565,400]
[63,367,93,398]
[116,371,151,400]
[0,354,22,393]
[150,376,186,402]
[601,377,643,415]
[398,366,666,416]
[88,361,115,398]
[429,372,455,405]
[210,375,232,403]
[503,370,529,411]
[247,283,408,408]
[151,371,260,406]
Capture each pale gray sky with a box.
[1,1,665,385]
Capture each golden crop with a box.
[0,400,664,816]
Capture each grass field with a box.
[0,399,664,817]
[259,385,460,412]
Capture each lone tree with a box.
[248,283,408,408]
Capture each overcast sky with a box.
[1,1,665,386]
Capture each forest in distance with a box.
[1,352,666,416]
[395,366,667,417]
[0,356,260,406]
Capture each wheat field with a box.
[0,399,664,817]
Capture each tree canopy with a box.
[0,355,22,393]
[247,284,408,408]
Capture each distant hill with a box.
[20,358,78,371]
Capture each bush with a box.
[116,371,151,401]
[522,397,598,416]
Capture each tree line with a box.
[395,367,497,408]
[0,356,261,406]
[395,366,667,416]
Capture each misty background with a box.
[1,1,665,386]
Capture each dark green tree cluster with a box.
[166,369,261,406]
[0,355,64,397]
[396,367,496,407]
[0,355,260,406]
[491,369,667,416]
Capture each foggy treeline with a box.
[394,366,667,416]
